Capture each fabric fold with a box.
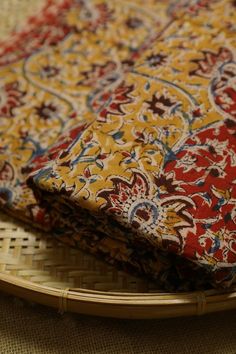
[28,0,236,288]
[0,0,236,291]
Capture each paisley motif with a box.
[0,81,25,118]
[211,62,236,119]
[1,0,236,290]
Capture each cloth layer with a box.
[0,0,236,290]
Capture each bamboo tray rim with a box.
[1,272,236,319]
[1,211,236,319]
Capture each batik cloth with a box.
[0,0,236,290]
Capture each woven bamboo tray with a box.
[0,211,236,319]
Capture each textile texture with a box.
[1,293,236,354]
[0,0,236,290]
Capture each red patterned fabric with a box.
[0,0,236,290]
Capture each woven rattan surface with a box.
[1,210,236,319]
[0,212,154,293]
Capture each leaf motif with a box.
[112,131,124,140]
[84,167,91,178]
[89,177,97,184]
[144,81,150,90]
[147,150,155,155]
[96,160,104,169]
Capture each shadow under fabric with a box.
[0,0,236,291]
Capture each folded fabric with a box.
[28,0,236,288]
[0,0,236,291]
[0,0,170,223]
[1,0,194,291]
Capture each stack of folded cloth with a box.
[0,0,235,291]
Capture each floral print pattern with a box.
[0,0,236,290]
[0,81,25,118]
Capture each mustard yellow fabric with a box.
[0,0,236,290]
